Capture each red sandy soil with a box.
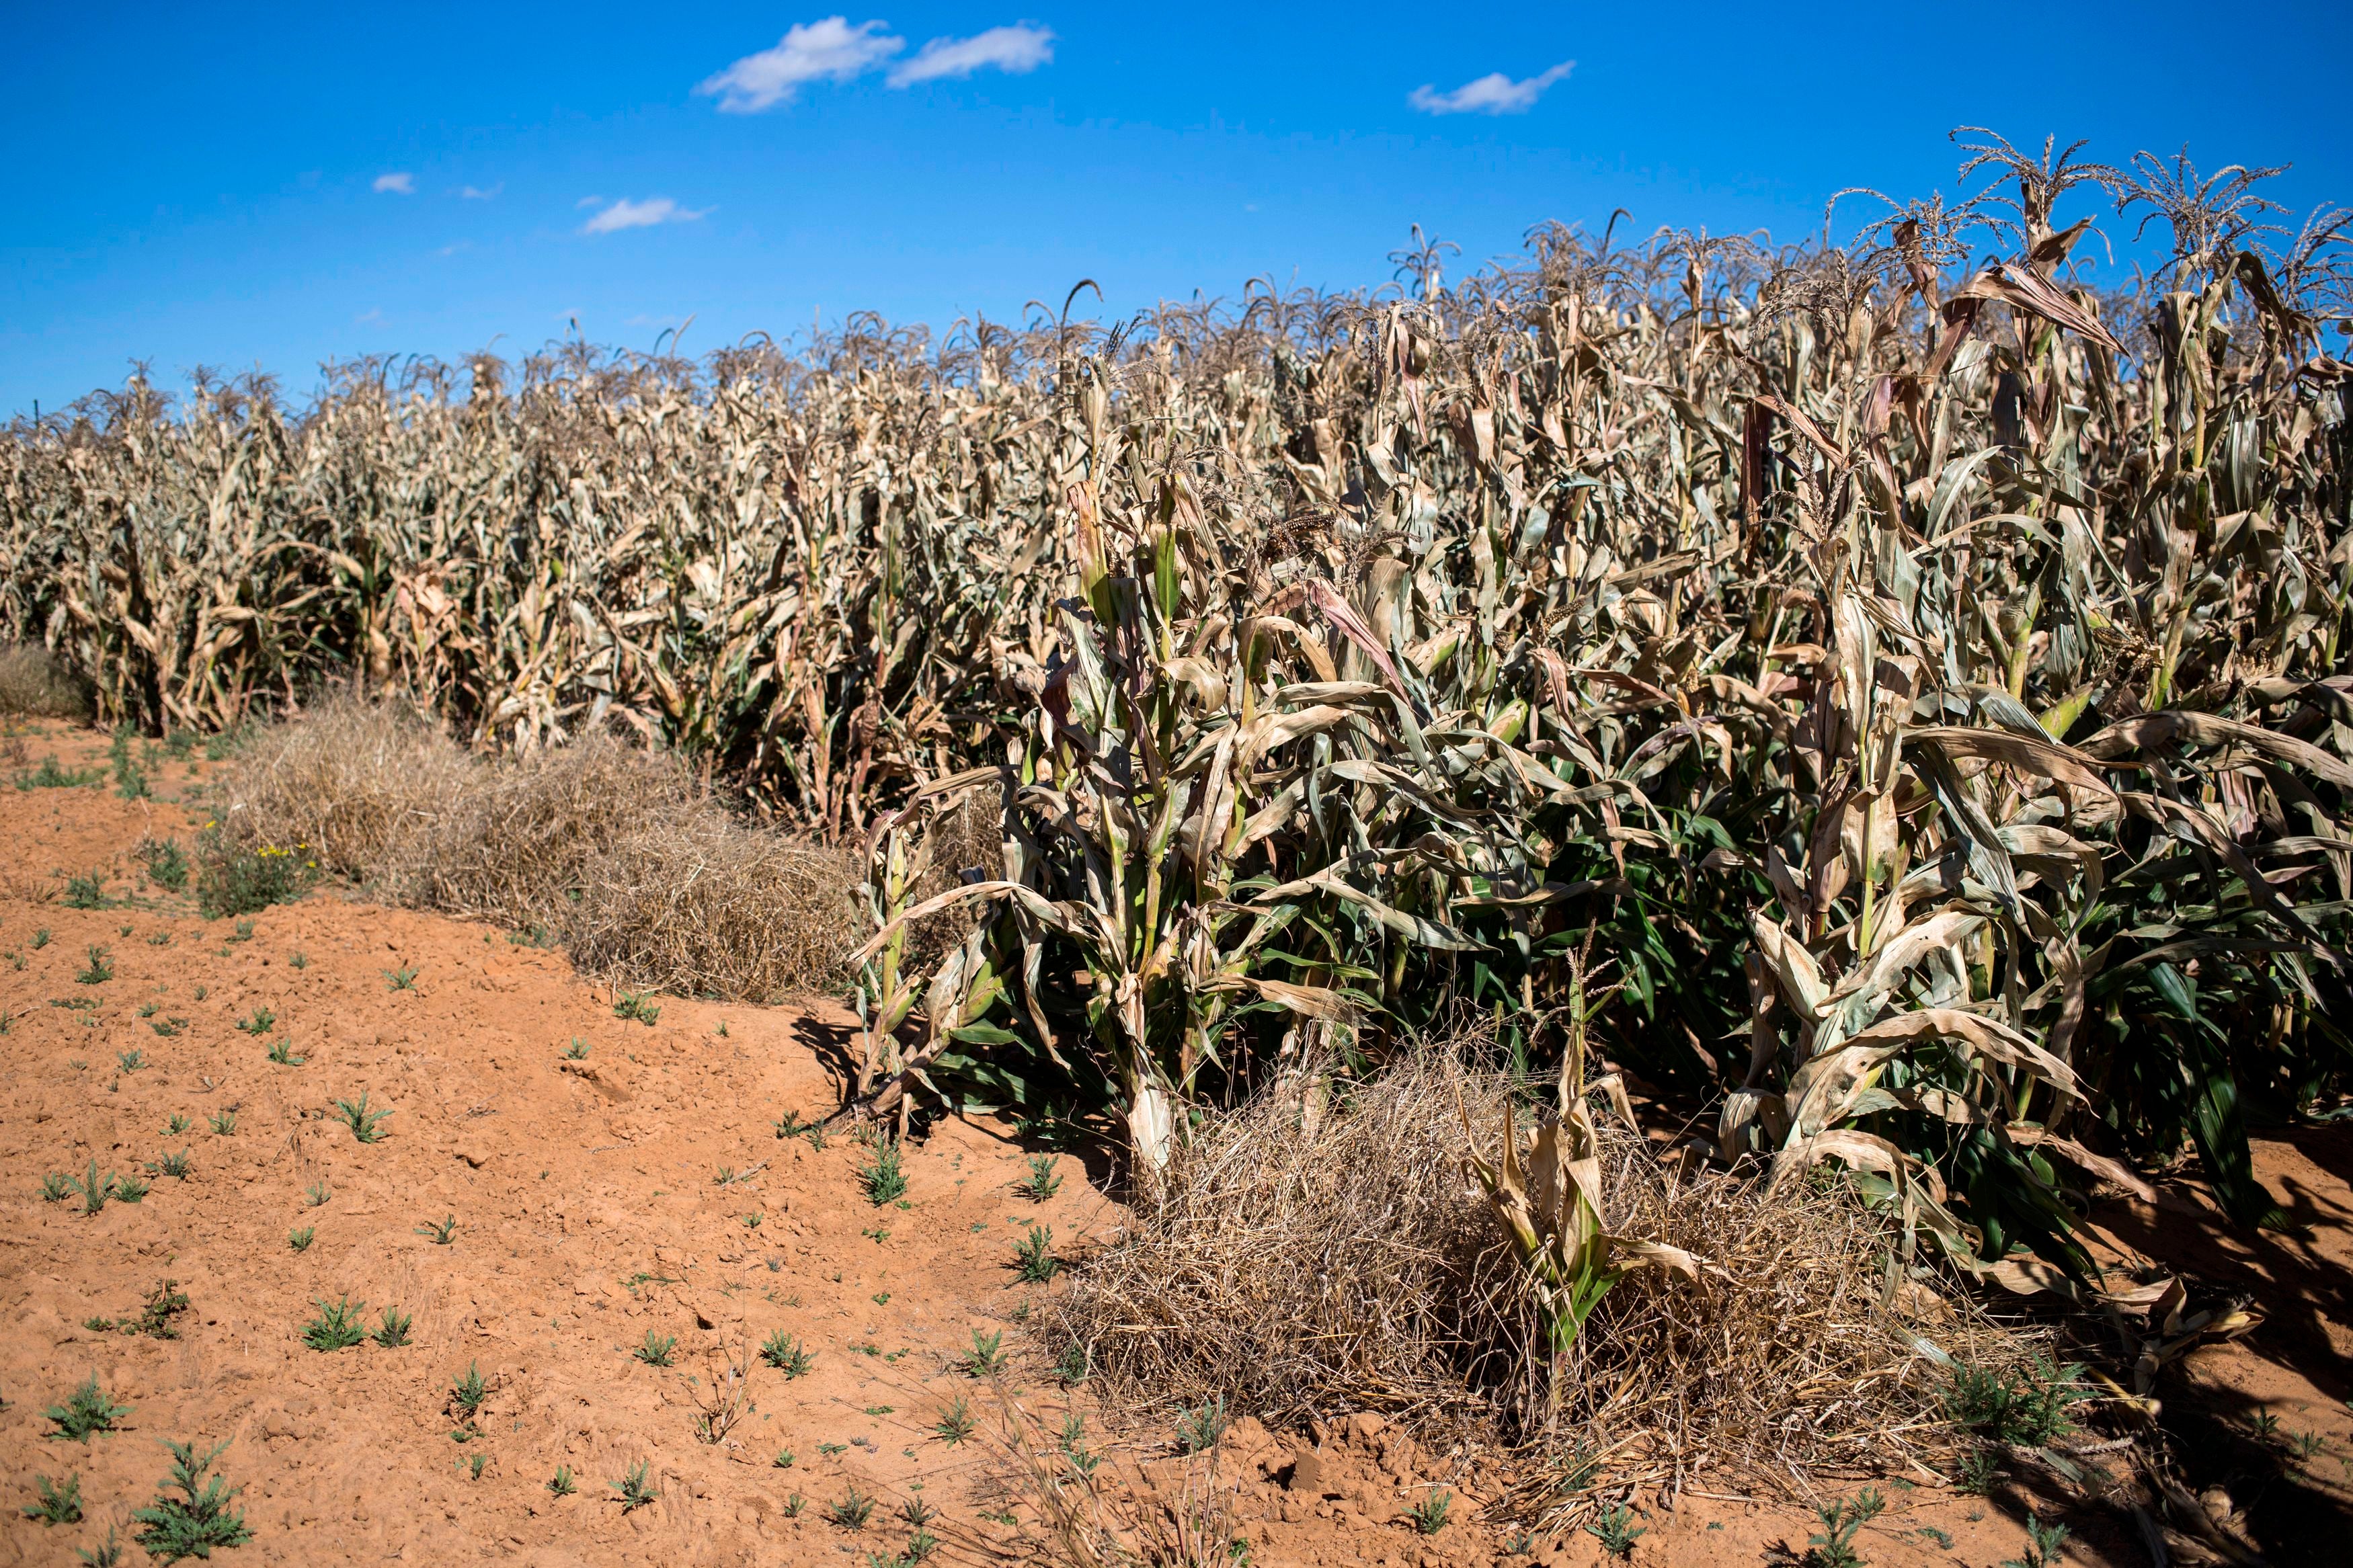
[2,719,2347,1567]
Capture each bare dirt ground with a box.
[3,719,2348,1567]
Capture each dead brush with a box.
[0,642,91,718]
[1055,1050,2004,1527]
[214,705,856,1003]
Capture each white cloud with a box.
[575,194,604,209]
[696,16,903,112]
[1408,60,1574,116]
[459,183,502,200]
[372,172,415,194]
[887,24,1053,86]
[580,196,710,235]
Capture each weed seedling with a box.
[112,1172,149,1203]
[1176,1395,1228,1454]
[374,1307,412,1348]
[2002,1512,2070,1568]
[33,927,52,948]
[416,1214,458,1245]
[1954,1444,1999,1494]
[305,1180,331,1207]
[331,1091,391,1143]
[772,1449,795,1468]
[1806,1488,1884,1568]
[562,1038,590,1059]
[301,1296,368,1352]
[45,1376,132,1442]
[23,1472,84,1524]
[635,1331,677,1368]
[116,1048,146,1073]
[760,1331,813,1377]
[963,1328,1006,1378]
[614,991,660,1024]
[859,1141,907,1206]
[289,950,307,969]
[1018,1153,1064,1201]
[611,1461,657,1514]
[1586,1501,1644,1558]
[1944,1356,2086,1446]
[78,1522,127,1565]
[784,1492,807,1516]
[128,1280,190,1339]
[828,1487,875,1530]
[1012,1223,1058,1283]
[235,1007,275,1035]
[1409,1490,1453,1537]
[130,1438,253,1560]
[2290,1429,2327,1460]
[208,1108,237,1135]
[1054,1339,1090,1387]
[163,1113,192,1135]
[65,872,109,909]
[930,1395,975,1446]
[141,839,190,891]
[76,946,114,984]
[549,1466,576,1497]
[42,1170,74,1202]
[266,1038,305,1065]
[468,1454,486,1481]
[448,1364,488,1423]
[150,1149,191,1180]
[2249,1409,2280,1440]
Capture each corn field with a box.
[7,130,2352,1279]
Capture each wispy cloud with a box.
[1408,60,1574,116]
[580,196,710,235]
[697,16,904,112]
[697,16,1055,110]
[458,183,502,201]
[372,172,415,194]
[887,24,1053,86]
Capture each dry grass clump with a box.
[408,736,692,925]
[1058,1054,1988,1512]
[571,815,858,1002]
[217,695,471,877]
[0,642,91,719]
[218,695,856,1001]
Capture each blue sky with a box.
[7,3,2350,417]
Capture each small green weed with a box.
[448,1363,488,1422]
[1018,1153,1064,1201]
[374,1307,412,1348]
[416,1214,457,1245]
[1586,1501,1644,1559]
[1943,1356,2087,1447]
[331,1091,391,1143]
[2001,1512,2069,1568]
[139,838,189,891]
[22,1472,84,1525]
[1408,1489,1452,1536]
[208,1108,237,1135]
[65,872,110,909]
[614,991,660,1024]
[859,1141,907,1206]
[760,1331,813,1377]
[127,1280,190,1339]
[266,1038,305,1065]
[163,1113,192,1135]
[288,1225,315,1252]
[117,1048,146,1072]
[76,945,114,983]
[301,1296,368,1352]
[611,1461,657,1514]
[933,1395,975,1445]
[1012,1223,1058,1283]
[45,1375,133,1443]
[635,1331,677,1367]
[1804,1487,1884,1568]
[150,1149,191,1180]
[235,1007,276,1034]
[562,1038,590,1059]
[130,1438,253,1561]
[549,1465,577,1497]
[963,1328,1006,1378]
[828,1486,875,1530]
[384,965,417,991]
[305,1180,331,1206]
[1175,1395,1227,1454]
[197,831,312,917]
